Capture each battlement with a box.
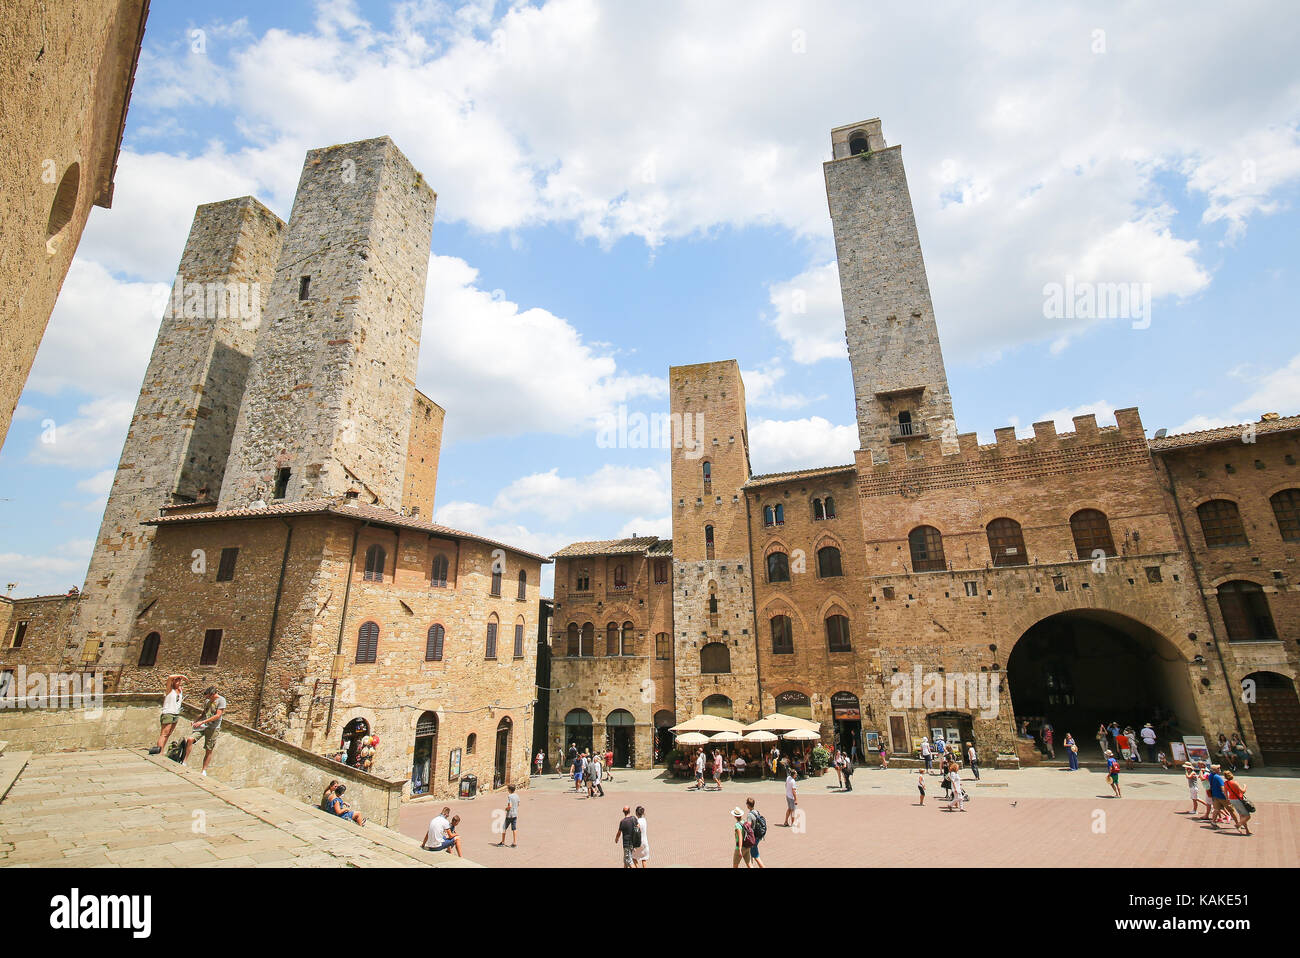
[856,407,1148,497]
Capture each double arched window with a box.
[987,518,1028,567]
[812,497,836,520]
[613,564,628,589]
[908,526,945,572]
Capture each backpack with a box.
[750,811,767,842]
[165,739,186,762]
[626,821,641,846]
[741,821,756,847]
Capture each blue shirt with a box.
[1209,774,1226,799]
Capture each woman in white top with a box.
[632,805,649,867]
[151,674,187,755]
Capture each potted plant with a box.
[810,745,831,775]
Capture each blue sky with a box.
[3,0,1299,598]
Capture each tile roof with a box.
[1149,415,1300,452]
[146,497,551,563]
[745,464,856,488]
[550,536,666,559]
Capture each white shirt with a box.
[785,775,796,800]
[425,814,450,846]
[162,689,183,713]
[1141,728,1157,745]
[636,816,648,851]
[921,741,931,756]
[696,754,706,772]
[967,746,977,762]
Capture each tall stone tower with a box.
[824,119,956,462]
[669,361,760,724]
[76,197,286,664]
[219,137,436,511]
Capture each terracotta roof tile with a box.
[1149,415,1300,452]
[745,464,855,488]
[551,536,665,559]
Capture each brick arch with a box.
[1001,603,1195,667]
[1187,492,1243,510]
[1059,499,1117,523]
[813,531,847,554]
[1207,573,1270,590]
[763,537,792,558]
[816,594,854,623]
[758,595,811,636]
[411,703,444,727]
[1264,481,1300,500]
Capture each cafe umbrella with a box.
[742,729,779,777]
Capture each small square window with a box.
[964,581,978,597]
[299,276,311,300]
[1145,566,1163,583]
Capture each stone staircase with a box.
[0,739,33,804]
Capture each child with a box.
[879,744,889,769]
[1157,750,1169,769]
[916,770,926,806]
[1183,763,1206,815]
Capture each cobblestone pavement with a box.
[398,766,1300,868]
[0,750,469,868]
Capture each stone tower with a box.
[669,360,760,724]
[219,137,436,511]
[76,196,286,664]
[824,119,956,461]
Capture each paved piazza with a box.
[399,766,1300,868]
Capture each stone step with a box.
[0,749,32,803]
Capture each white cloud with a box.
[25,396,133,469]
[0,540,92,598]
[766,262,846,365]
[491,464,669,523]
[748,416,857,474]
[419,254,665,441]
[1036,400,1118,436]
[740,362,820,410]
[1169,352,1300,435]
[616,515,671,540]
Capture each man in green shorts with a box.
[182,686,227,777]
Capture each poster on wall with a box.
[448,747,462,780]
[864,731,881,753]
[1182,736,1210,764]
[1169,742,1187,762]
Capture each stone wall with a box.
[0,594,84,682]
[403,390,444,519]
[0,0,148,446]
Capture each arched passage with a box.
[564,708,593,755]
[653,710,675,765]
[493,716,513,789]
[1006,610,1198,754]
[606,708,635,768]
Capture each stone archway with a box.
[1005,609,1199,756]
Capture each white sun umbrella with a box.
[742,730,779,743]
[675,731,710,746]
[670,714,746,734]
[782,728,822,741]
[744,713,821,734]
[709,730,742,743]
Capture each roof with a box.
[550,536,667,559]
[745,464,855,489]
[1149,415,1300,452]
[146,498,551,563]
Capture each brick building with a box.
[547,119,1300,768]
[1,135,547,801]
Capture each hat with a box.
[1182,763,1194,769]
[1104,750,1113,756]
[731,807,744,818]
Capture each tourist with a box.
[917,770,926,806]
[1223,772,1252,836]
[935,732,947,757]
[878,741,889,769]
[1041,723,1055,759]
[615,805,640,868]
[1108,720,1121,752]
[150,673,187,755]
[1157,749,1169,769]
[712,749,725,790]
[783,768,798,826]
[1064,732,1079,770]
[946,763,965,811]
[966,741,980,781]
[1218,737,1238,772]
[921,737,933,774]
[733,753,747,778]
[631,805,650,867]
[744,797,766,868]
[1140,723,1157,763]
[326,784,367,826]
[770,745,780,777]
[605,746,615,781]
[1231,735,1253,770]
[1095,723,1109,759]
[1183,763,1207,816]
[534,750,544,777]
[694,748,707,790]
[180,686,226,776]
[841,751,854,791]
[572,749,584,791]
[497,783,519,846]
[1105,750,1121,798]
[1202,764,1238,829]
[732,807,751,868]
[320,780,339,811]
[422,806,461,856]
[833,749,844,789]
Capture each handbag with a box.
[1241,798,1256,814]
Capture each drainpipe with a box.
[324,520,367,737]
[253,518,295,727]
[743,491,764,722]
[1158,455,1246,739]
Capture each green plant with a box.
[810,745,831,770]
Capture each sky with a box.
[2,0,1299,599]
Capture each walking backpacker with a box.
[751,810,767,841]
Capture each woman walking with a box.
[1223,772,1252,836]
[631,805,650,866]
[1096,723,1108,760]
[1065,733,1079,771]
[1183,763,1207,816]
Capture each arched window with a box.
[425,624,445,661]
[363,544,386,582]
[987,518,1028,567]
[909,526,946,572]
[774,503,785,525]
[825,614,851,652]
[566,623,580,656]
[702,461,712,484]
[517,569,527,600]
[466,733,477,754]
[1070,509,1116,558]
[490,566,503,596]
[813,498,825,521]
[485,615,498,659]
[580,622,595,657]
[764,505,775,527]
[655,632,671,660]
[621,620,634,655]
[356,621,379,663]
[849,132,870,155]
[575,568,591,592]
[431,552,449,588]
[514,619,525,658]
[825,496,836,519]
[1270,489,1300,541]
[771,615,794,655]
[1217,581,1278,642]
[138,632,161,667]
[606,622,620,655]
[705,525,714,558]
[700,642,731,673]
[613,564,628,589]
[654,559,669,584]
[817,545,843,577]
[767,551,791,582]
[1198,499,1248,547]
[708,593,719,614]
[702,694,733,718]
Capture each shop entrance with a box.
[607,709,635,768]
[831,691,863,764]
[564,708,593,757]
[654,710,675,765]
[493,716,513,789]
[341,717,371,770]
[411,711,437,796]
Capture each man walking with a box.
[841,751,854,792]
[497,784,519,847]
[615,806,640,868]
[966,741,980,781]
[693,748,706,790]
[1140,723,1157,763]
[181,686,226,776]
[783,768,798,826]
[592,752,605,797]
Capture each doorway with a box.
[607,709,635,768]
[341,717,370,769]
[654,710,675,765]
[411,711,437,796]
[832,691,863,763]
[493,716,513,789]
[888,714,908,755]
[564,708,593,757]
[1245,671,1300,765]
